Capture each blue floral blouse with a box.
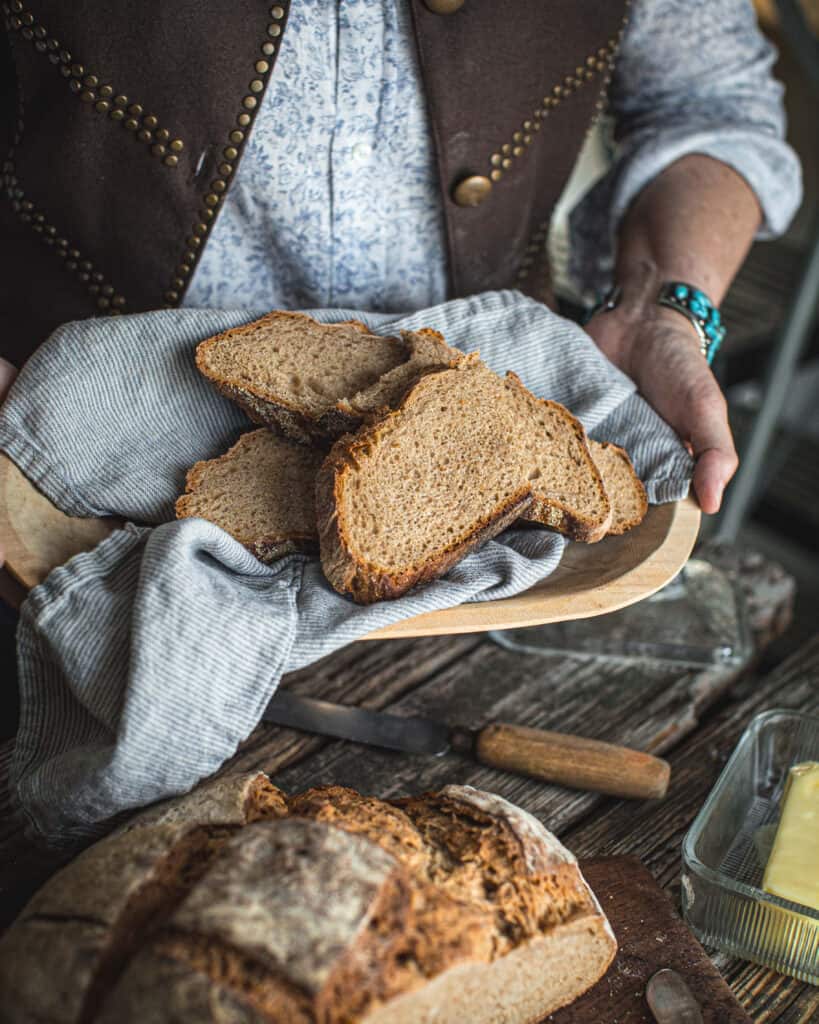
[183,0,802,313]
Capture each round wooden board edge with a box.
[363,497,701,640]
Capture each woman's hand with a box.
[585,304,737,514]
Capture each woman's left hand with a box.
[585,304,738,515]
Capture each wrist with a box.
[589,264,724,370]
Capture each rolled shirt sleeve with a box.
[567,0,803,302]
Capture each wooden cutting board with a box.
[549,856,751,1023]
[0,452,700,637]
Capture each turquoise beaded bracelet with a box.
[586,281,726,366]
[656,281,725,365]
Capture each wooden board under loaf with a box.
[551,857,751,1024]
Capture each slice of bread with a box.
[502,372,612,542]
[590,441,648,535]
[318,361,534,602]
[196,311,461,446]
[317,360,613,602]
[175,429,322,562]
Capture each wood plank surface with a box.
[0,452,700,635]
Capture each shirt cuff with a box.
[566,127,803,304]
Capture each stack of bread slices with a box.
[176,312,647,603]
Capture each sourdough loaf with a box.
[175,429,322,561]
[195,311,461,446]
[317,360,611,602]
[0,775,616,1024]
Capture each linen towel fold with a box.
[0,290,693,852]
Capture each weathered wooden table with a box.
[0,549,816,1021]
[209,550,815,1024]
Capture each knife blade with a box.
[262,690,670,800]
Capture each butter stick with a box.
[762,761,819,912]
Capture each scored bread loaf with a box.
[175,429,323,562]
[589,441,648,535]
[195,311,461,446]
[317,359,611,602]
[0,774,616,1024]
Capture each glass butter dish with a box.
[682,709,819,984]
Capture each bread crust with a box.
[0,777,616,1024]
[316,416,533,603]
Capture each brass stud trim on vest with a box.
[513,7,630,292]
[3,157,127,315]
[4,2,185,169]
[161,2,290,308]
[1,83,127,315]
[478,5,629,209]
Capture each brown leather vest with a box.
[0,0,628,366]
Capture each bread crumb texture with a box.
[0,774,616,1024]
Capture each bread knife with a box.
[263,690,670,800]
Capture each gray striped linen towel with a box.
[0,290,692,853]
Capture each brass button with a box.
[218,162,233,176]
[270,4,285,17]
[229,130,244,145]
[452,174,491,207]
[99,84,114,98]
[255,60,270,74]
[143,115,158,129]
[155,128,170,142]
[242,91,258,108]
[267,23,281,36]
[224,146,238,160]
[249,78,264,93]
[424,0,465,12]
[164,154,179,167]
[138,129,152,142]
[261,41,276,56]
[204,193,219,207]
[95,100,111,113]
[151,143,166,157]
[169,139,184,153]
[165,291,179,303]
[237,112,251,127]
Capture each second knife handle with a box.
[475,723,670,800]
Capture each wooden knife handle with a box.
[475,723,670,800]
